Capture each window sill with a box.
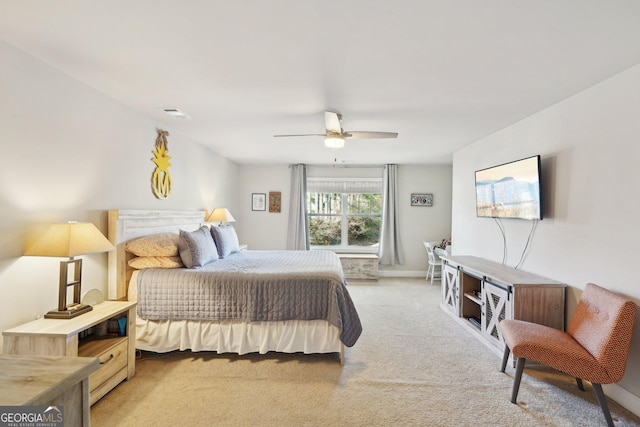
[311,247,379,255]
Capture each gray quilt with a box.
[136,250,362,347]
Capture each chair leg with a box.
[592,383,614,427]
[511,357,526,404]
[500,345,511,373]
[576,377,585,391]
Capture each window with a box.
[307,178,382,250]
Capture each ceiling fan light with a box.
[324,136,345,148]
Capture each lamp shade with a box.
[24,222,114,258]
[206,208,236,223]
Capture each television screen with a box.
[475,155,542,220]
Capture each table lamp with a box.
[24,221,115,319]
[206,208,236,226]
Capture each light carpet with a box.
[91,278,640,426]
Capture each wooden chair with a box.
[422,241,442,285]
[499,283,636,427]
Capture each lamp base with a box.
[44,303,93,319]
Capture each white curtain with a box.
[286,164,310,250]
[379,164,404,265]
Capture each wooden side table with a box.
[0,355,99,427]
[3,300,136,405]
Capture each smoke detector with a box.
[162,108,190,119]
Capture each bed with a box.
[107,209,362,363]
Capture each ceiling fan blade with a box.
[345,131,398,139]
[273,134,325,137]
[324,111,342,134]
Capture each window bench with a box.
[337,253,379,280]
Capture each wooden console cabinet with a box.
[441,256,565,360]
[3,301,136,406]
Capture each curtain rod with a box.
[289,164,389,169]
[306,164,385,169]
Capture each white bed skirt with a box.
[135,317,343,355]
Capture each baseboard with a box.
[378,270,426,278]
[604,383,640,418]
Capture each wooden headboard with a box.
[107,209,205,300]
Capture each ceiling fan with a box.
[274,111,398,148]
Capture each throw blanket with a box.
[136,250,362,347]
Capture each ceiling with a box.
[2,1,640,166]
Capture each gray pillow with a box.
[178,226,219,268]
[210,225,240,258]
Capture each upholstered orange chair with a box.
[499,283,636,427]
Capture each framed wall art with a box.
[269,191,281,213]
[252,193,266,211]
[411,193,433,207]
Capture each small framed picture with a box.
[252,193,266,211]
[269,191,281,213]
[411,193,433,207]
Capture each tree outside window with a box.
[307,191,382,248]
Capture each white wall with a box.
[384,164,452,276]
[0,40,239,352]
[236,165,292,249]
[451,64,640,412]
[237,164,452,275]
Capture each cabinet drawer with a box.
[90,367,127,406]
[79,337,128,394]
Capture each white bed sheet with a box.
[129,271,342,355]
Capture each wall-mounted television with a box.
[475,155,542,220]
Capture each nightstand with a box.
[3,300,136,405]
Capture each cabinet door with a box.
[441,264,460,316]
[481,281,512,349]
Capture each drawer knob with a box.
[100,354,114,365]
